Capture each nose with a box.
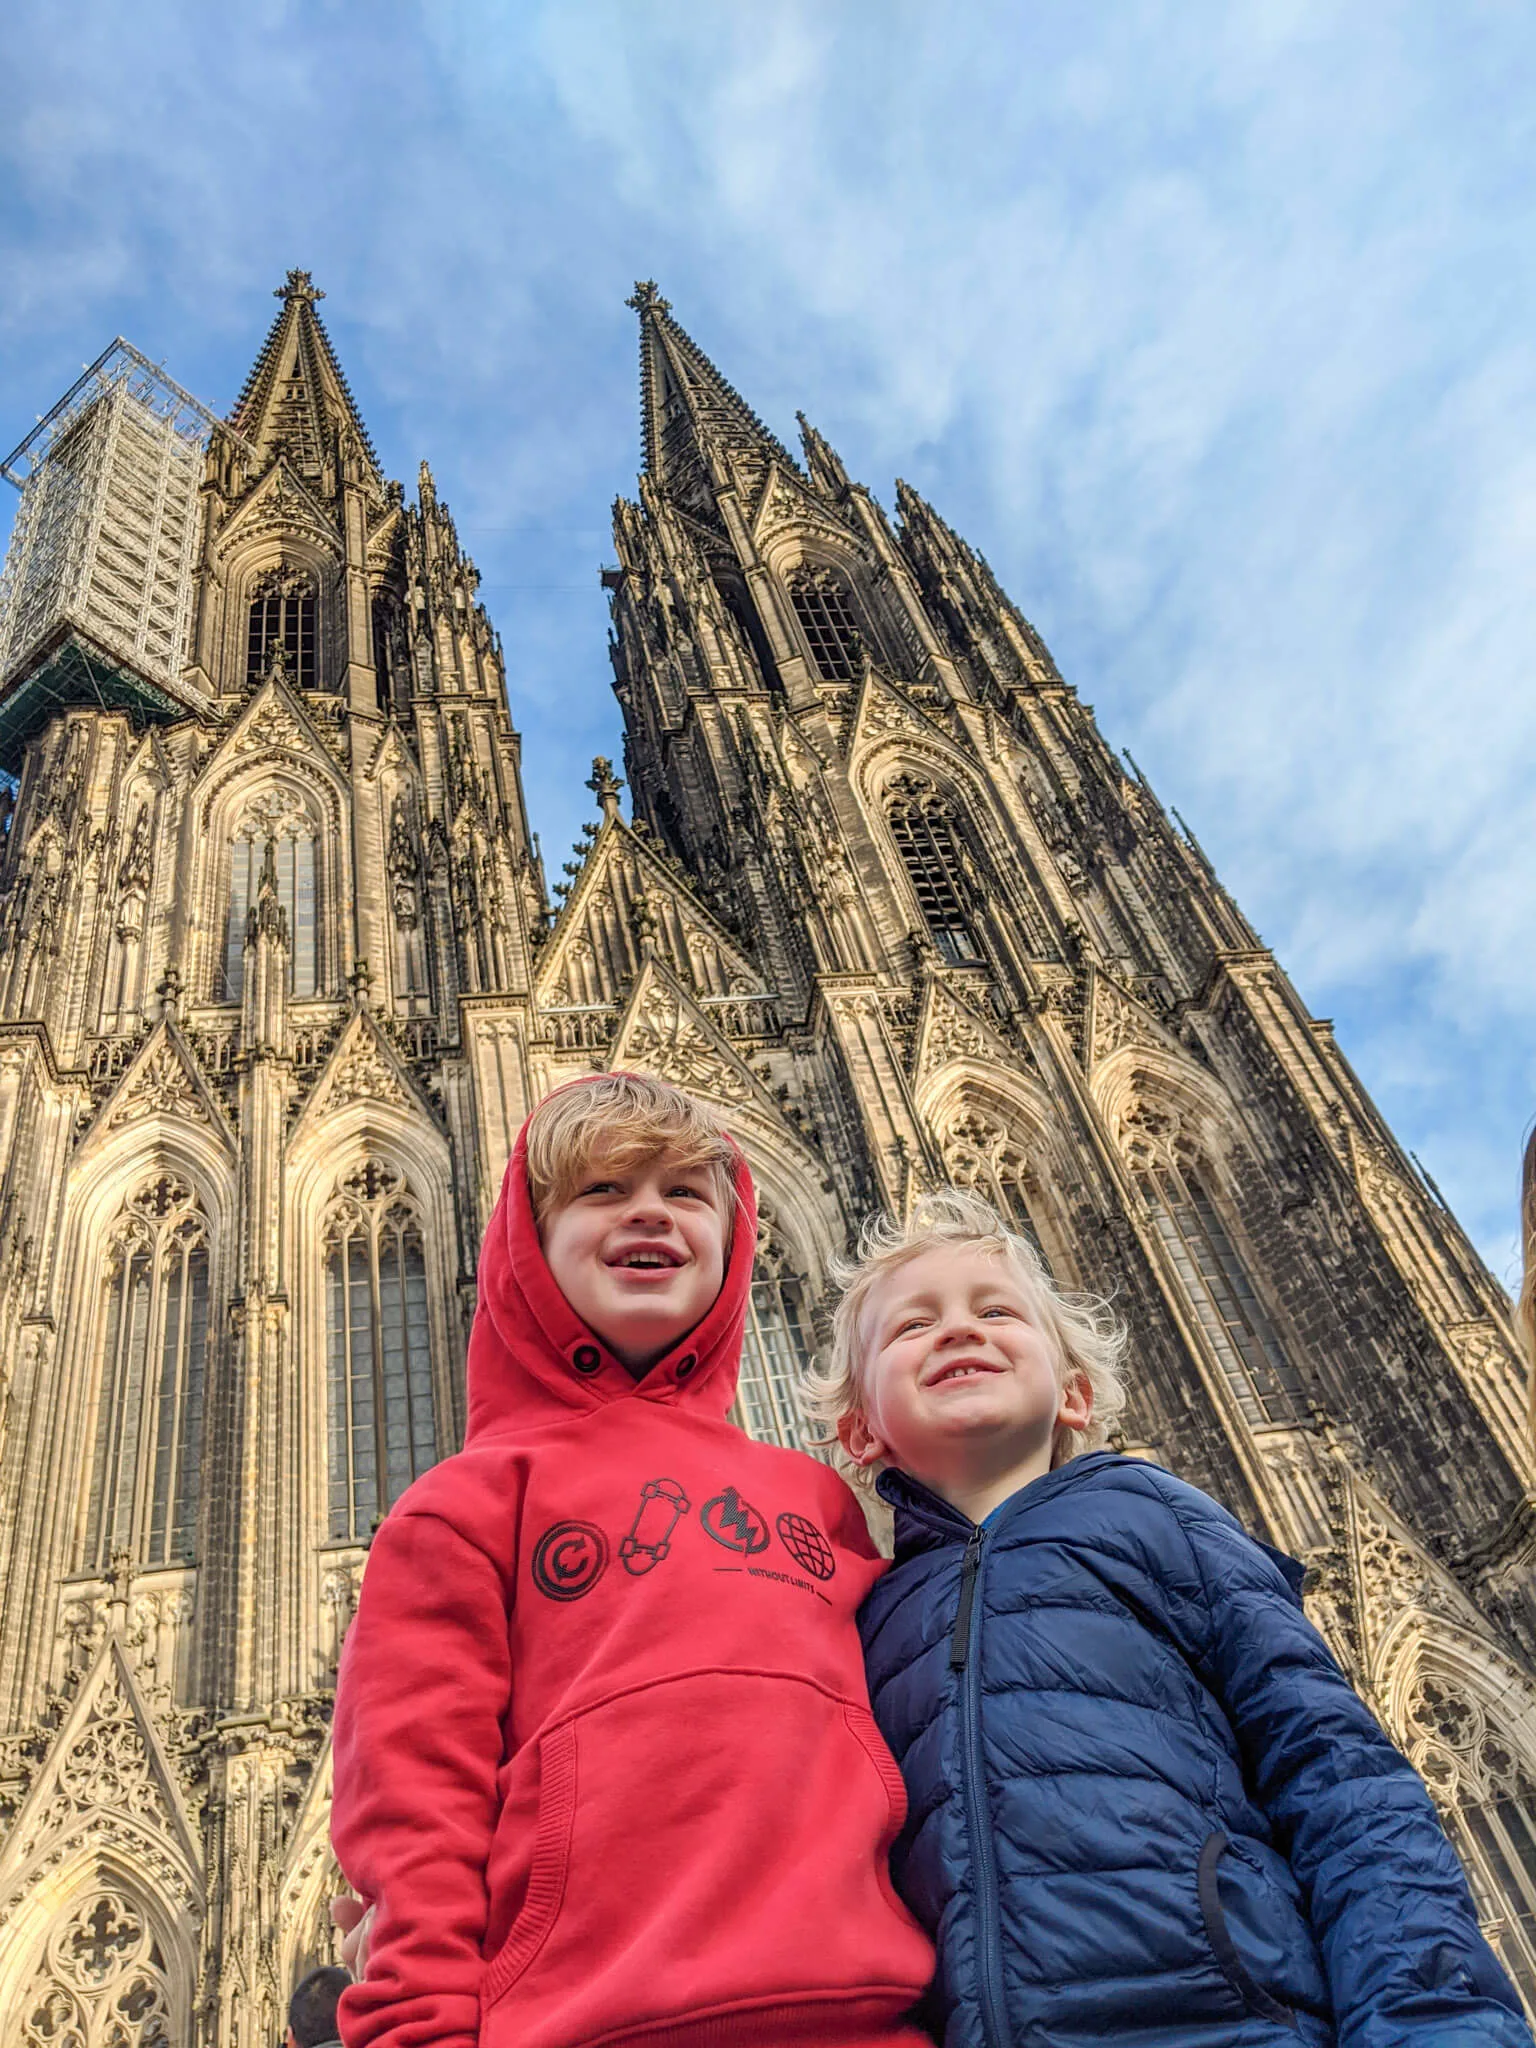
[933,1308,986,1347]
[621,1189,674,1229]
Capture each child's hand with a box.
[330,1893,375,1978]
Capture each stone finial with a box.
[276,269,325,304]
[586,757,624,822]
[626,280,671,316]
[348,958,372,1010]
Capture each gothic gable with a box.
[77,1019,236,1157]
[288,1008,437,1144]
[0,1636,202,1915]
[1085,967,1189,1073]
[536,818,767,1012]
[910,977,1022,1088]
[1333,1463,1489,1682]
[748,457,858,553]
[196,671,349,805]
[212,457,341,561]
[848,667,959,761]
[362,717,422,786]
[609,957,775,1117]
[121,729,173,791]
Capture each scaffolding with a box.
[0,340,241,769]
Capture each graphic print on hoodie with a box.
[331,1103,934,2048]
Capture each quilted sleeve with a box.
[1162,1482,1530,2048]
[331,1507,515,2048]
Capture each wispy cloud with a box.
[1,0,1531,1270]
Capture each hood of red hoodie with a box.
[466,1079,759,1441]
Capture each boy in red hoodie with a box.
[330,1072,934,2048]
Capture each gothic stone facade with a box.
[0,275,1532,2045]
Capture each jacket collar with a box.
[877,1451,1128,1563]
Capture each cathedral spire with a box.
[895,477,1062,687]
[228,269,381,487]
[627,281,797,512]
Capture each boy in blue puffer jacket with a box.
[810,1187,1531,2048]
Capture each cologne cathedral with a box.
[0,272,1530,2045]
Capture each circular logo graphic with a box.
[775,1511,836,1581]
[532,1520,609,1600]
[700,1486,770,1555]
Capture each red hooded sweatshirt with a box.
[331,1098,934,2048]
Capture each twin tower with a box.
[0,273,1529,2042]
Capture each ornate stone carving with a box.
[18,1890,174,2048]
[234,697,307,756]
[106,1042,210,1129]
[614,978,751,1104]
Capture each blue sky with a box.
[1,2,1532,1279]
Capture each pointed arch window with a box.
[85,1176,209,1571]
[887,779,983,966]
[1406,1672,1536,2013]
[17,1890,176,2048]
[942,1111,1055,1275]
[325,1161,438,1541]
[1141,1159,1303,1426]
[219,791,320,1002]
[736,1221,817,1451]
[247,565,317,689]
[788,567,863,682]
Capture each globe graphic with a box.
[775,1512,835,1580]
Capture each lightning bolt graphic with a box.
[715,1488,756,1544]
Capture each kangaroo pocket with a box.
[481,1670,932,2048]
[1198,1830,1331,2026]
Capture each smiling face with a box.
[840,1245,1091,1519]
[538,1146,729,1378]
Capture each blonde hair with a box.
[525,1072,739,1236]
[803,1185,1129,1490]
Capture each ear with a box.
[838,1408,888,1469]
[1056,1371,1093,1436]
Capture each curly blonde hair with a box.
[525,1073,740,1242]
[802,1185,1129,1491]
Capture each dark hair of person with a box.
[288,1965,350,2047]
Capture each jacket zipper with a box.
[950,1524,1008,2048]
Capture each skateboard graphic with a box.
[620,1477,691,1575]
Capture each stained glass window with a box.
[86,1178,209,1570]
[221,822,319,1001]
[1406,1672,1536,2018]
[738,1271,815,1450]
[325,1162,438,1541]
[1143,1163,1303,1426]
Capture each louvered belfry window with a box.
[325,1161,438,1541]
[246,566,317,688]
[887,782,983,965]
[788,567,863,682]
[86,1176,210,1570]
[1142,1163,1303,1426]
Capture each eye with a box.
[667,1182,706,1201]
[579,1179,620,1198]
[893,1315,930,1337]
[980,1305,1020,1320]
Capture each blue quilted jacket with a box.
[860,1451,1529,2048]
